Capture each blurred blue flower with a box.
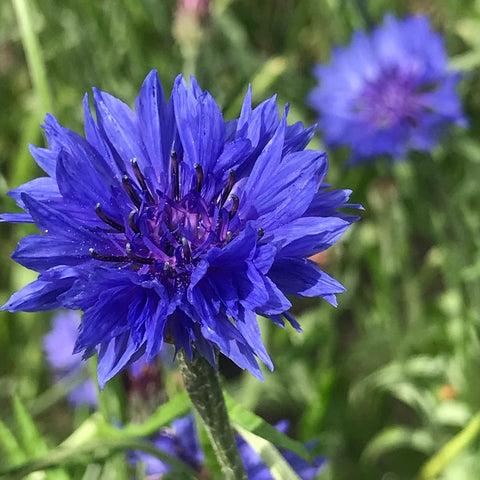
[308,14,466,165]
[2,71,359,387]
[43,311,98,407]
[130,414,325,479]
[44,311,167,408]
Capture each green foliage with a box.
[1,0,480,479]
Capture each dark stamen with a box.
[229,194,239,220]
[226,231,233,243]
[126,243,154,264]
[257,227,264,240]
[220,169,235,206]
[89,248,129,262]
[94,203,125,232]
[128,210,140,234]
[122,175,142,209]
[194,163,204,192]
[162,240,175,257]
[182,237,191,263]
[131,158,154,203]
[171,151,180,201]
[163,261,174,275]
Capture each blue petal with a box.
[242,149,328,230]
[269,258,345,306]
[8,177,60,209]
[12,234,91,272]
[28,144,58,178]
[0,213,34,223]
[271,216,352,258]
[97,331,145,389]
[92,87,147,168]
[135,70,174,190]
[1,266,80,312]
[235,307,273,371]
[200,315,264,380]
[172,76,225,178]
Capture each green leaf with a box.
[62,390,191,450]
[122,390,191,437]
[0,419,25,464]
[0,436,198,479]
[61,413,113,449]
[13,395,48,457]
[7,398,70,480]
[235,424,302,480]
[362,426,435,463]
[419,411,480,480]
[224,393,314,463]
[0,392,193,478]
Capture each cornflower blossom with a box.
[129,414,325,479]
[2,71,359,387]
[308,14,466,165]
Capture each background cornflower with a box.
[308,14,466,165]
[43,311,97,408]
[129,414,325,479]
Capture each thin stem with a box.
[12,0,53,113]
[178,350,248,480]
[418,411,480,479]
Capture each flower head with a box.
[130,414,325,479]
[308,14,466,165]
[2,71,359,386]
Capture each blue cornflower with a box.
[44,311,98,407]
[129,414,325,479]
[2,71,359,387]
[308,14,466,165]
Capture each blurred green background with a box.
[1,0,480,478]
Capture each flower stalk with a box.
[178,350,248,480]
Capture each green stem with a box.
[12,0,52,113]
[178,350,248,480]
[418,411,480,479]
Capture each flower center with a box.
[354,67,424,129]
[89,153,240,279]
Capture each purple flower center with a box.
[355,67,425,129]
[89,154,243,282]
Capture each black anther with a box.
[131,158,154,203]
[126,243,154,265]
[220,169,236,206]
[229,194,239,220]
[122,175,142,209]
[182,237,191,263]
[257,227,264,240]
[171,151,180,201]
[194,163,204,192]
[128,210,140,234]
[94,203,125,232]
[89,248,129,263]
